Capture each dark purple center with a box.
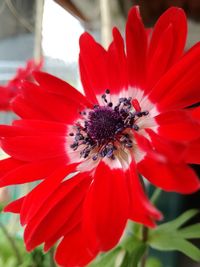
[87,107,124,143]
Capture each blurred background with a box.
[0,0,199,266]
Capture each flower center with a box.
[69,90,149,161]
[87,107,123,143]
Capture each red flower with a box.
[0,6,200,267]
[0,59,43,111]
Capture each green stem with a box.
[0,221,22,265]
[140,188,162,266]
[139,175,146,193]
[151,188,162,205]
[140,225,148,267]
[140,249,148,267]
[138,179,162,267]
[139,175,149,267]
[49,247,56,267]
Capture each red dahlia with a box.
[0,6,200,267]
[0,59,42,111]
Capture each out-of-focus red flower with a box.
[0,59,43,111]
[0,6,199,267]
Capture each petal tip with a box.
[79,32,93,47]
[128,6,141,21]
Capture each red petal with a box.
[24,173,91,251]
[186,109,200,167]
[126,6,147,89]
[157,61,200,110]
[138,156,200,194]
[55,226,98,267]
[33,71,91,107]
[43,206,81,252]
[1,135,68,162]
[4,196,25,213]
[0,120,67,137]
[147,25,174,89]
[184,138,200,164]
[134,132,161,162]
[128,162,162,227]
[79,33,108,101]
[20,163,77,225]
[149,43,200,109]
[0,157,66,187]
[79,56,98,104]
[155,110,200,141]
[190,106,200,121]
[21,81,81,124]
[148,7,186,68]
[0,158,23,176]
[12,95,51,120]
[107,28,128,93]
[0,125,35,137]
[83,162,129,251]
[146,129,186,163]
[13,119,68,135]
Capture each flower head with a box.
[0,6,200,267]
[0,59,42,111]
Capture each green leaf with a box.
[0,204,4,213]
[150,234,200,262]
[88,247,121,267]
[148,209,200,262]
[146,257,163,267]
[155,209,199,231]
[128,244,147,267]
[174,239,200,262]
[4,258,17,267]
[177,223,200,239]
[89,234,147,267]
[119,235,147,267]
[119,245,147,267]
[119,251,130,267]
[120,235,144,253]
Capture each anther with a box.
[134,111,144,117]
[70,142,79,150]
[101,94,108,103]
[119,98,126,103]
[142,111,149,116]
[125,143,133,148]
[92,154,98,161]
[106,149,114,158]
[75,133,84,141]
[132,124,139,131]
